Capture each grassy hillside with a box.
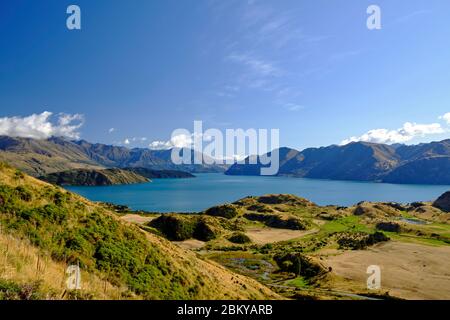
[0,232,125,300]
[0,136,102,177]
[0,163,278,300]
[39,168,150,186]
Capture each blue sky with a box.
[0,0,449,151]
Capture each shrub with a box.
[274,253,325,278]
[15,186,33,202]
[336,231,390,250]
[227,232,252,244]
[257,194,314,206]
[246,204,274,213]
[376,222,401,233]
[193,219,218,241]
[149,215,196,241]
[14,170,24,180]
[150,215,221,242]
[0,280,46,300]
[243,213,308,230]
[204,204,239,219]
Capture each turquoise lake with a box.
[66,173,450,213]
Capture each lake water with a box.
[66,173,450,213]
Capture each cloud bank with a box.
[149,134,196,150]
[0,111,84,140]
[341,114,450,145]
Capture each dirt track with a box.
[173,239,206,250]
[245,227,317,245]
[323,241,450,300]
[121,214,154,225]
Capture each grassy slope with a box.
[0,151,103,177]
[0,137,104,177]
[0,232,125,300]
[0,163,278,300]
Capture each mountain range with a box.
[0,136,226,177]
[226,139,450,185]
[1,135,449,185]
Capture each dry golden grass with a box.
[142,232,281,300]
[0,228,128,300]
[245,227,318,245]
[321,241,450,300]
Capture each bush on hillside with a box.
[336,231,390,250]
[227,232,252,244]
[150,215,221,242]
[376,222,401,233]
[149,215,196,241]
[193,218,218,241]
[274,252,326,278]
[243,213,309,230]
[204,204,240,219]
[0,280,49,300]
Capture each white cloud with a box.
[439,112,450,125]
[148,140,171,150]
[284,103,304,112]
[341,122,445,145]
[0,111,84,140]
[149,133,195,150]
[227,53,281,77]
[108,128,115,133]
[121,137,148,146]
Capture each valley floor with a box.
[322,241,450,300]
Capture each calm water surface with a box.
[66,174,450,213]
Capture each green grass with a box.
[385,232,449,247]
[0,279,48,300]
[321,216,372,234]
[286,277,309,288]
[400,211,415,219]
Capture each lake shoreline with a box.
[66,173,450,213]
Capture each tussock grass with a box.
[0,229,125,300]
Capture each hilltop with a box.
[0,163,278,300]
